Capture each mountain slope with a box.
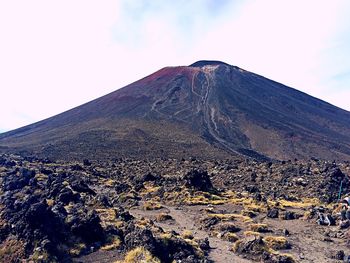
[1,60,350,161]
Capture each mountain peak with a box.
[2,60,350,161]
[189,60,230,68]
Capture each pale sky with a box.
[1,0,350,132]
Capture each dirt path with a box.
[130,204,251,263]
[263,216,349,263]
[130,203,350,263]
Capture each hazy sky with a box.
[1,0,350,132]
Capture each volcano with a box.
[1,60,350,161]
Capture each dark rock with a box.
[71,180,96,195]
[198,238,210,251]
[83,159,92,166]
[97,194,111,207]
[70,210,105,244]
[0,156,6,165]
[105,225,123,238]
[118,210,134,222]
[234,236,265,256]
[140,172,159,182]
[51,204,68,217]
[245,185,259,193]
[183,170,214,192]
[115,183,131,194]
[6,160,16,167]
[25,202,48,226]
[28,177,37,187]
[253,192,262,202]
[18,200,67,244]
[326,250,345,260]
[134,182,144,191]
[267,208,279,218]
[58,188,79,205]
[41,238,53,252]
[70,164,84,171]
[282,211,296,220]
[200,216,219,229]
[217,223,240,233]
[3,168,36,191]
[250,172,257,182]
[0,223,10,242]
[263,252,295,263]
[40,168,53,175]
[283,229,290,236]
[319,168,350,203]
[154,186,165,198]
[158,234,201,262]
[124,228,157,254]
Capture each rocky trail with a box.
[130,201,350,263]
[130,204,251,263]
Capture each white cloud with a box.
[0,0,349,132]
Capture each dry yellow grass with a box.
[249,223,269,233]
[263,236,289,250]
[156,213,173,222]
[302,211,313,220]
[46,199,54,207]
[158,232,173,246]
[182,238,204,258]
[278,198,320,208]
[222,191,256,206]
[208,213,253,223]
[69,243,86,256]
[243,231,262,237]
[31,251,50,262]
[101,236,121,251]
[96,208,118,228]
[267,250,296,262]
[232,240,243,252]
[141,182,160,195]
[96,208,117,221]
[64,203,75,214]
[143,201,163,211]
[222,232,239,242]
[34,173,48,181]
[136,217,153,228]
[159,232,172,240]
[104,179,115,187]
[117,247,161,263]
[245,203,267,213]
[181,230,194,239]
[182,192,227,205]
[241,209,258,218]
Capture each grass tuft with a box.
[121,247,161,263]
[263,236,290,250]
[249,223,269,233]
[101,236,121,251]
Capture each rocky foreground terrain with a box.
[0,154,350,262]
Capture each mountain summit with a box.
[1,60,350,161]
[189,60,230,67]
